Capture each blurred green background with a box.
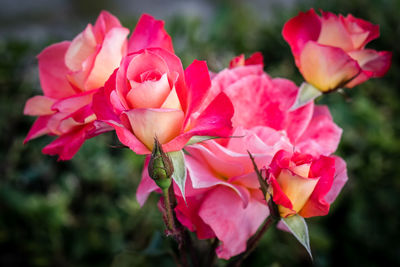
[1,0,399,266]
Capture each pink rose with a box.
[229,52,263,68]
[282,9,392,92]
[267,150,347,218]
[138,138,284,259]
[204,56,342,157]
[136,56,347,259]
[93,50,234,154]
[24,11,129,160]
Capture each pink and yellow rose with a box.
[93,49,234,154]
[267,150,346,218]
[282,9,392,92]
[24,11,129,160]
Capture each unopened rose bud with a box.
[148,138,174,190]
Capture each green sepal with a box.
[282,214,313,260]
[186,136,219,146]
[289,82,322,111]
[167,150,187,204]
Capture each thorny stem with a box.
[162,184,194,267]
[162,187,175,232]
[227,215,277,267]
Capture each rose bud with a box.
[267,150,340,218]
[282,9,392,92]
[148,138,174,190]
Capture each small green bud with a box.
[148,138,174,190]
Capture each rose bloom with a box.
[24,11,130,160]
[24,12,180,160]
[267,150,347,218]
[136,55,347,259]
[93,50,234,154]
[282,9,392,92]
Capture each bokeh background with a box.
[1,0,399,266]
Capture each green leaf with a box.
[167,150,187,204]
[282,214,313,259]
[289,82,322,111]
[185,135,219,146]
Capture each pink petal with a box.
[285,101,314,143]
[42,123,94,160]
[114,125,150,154]
[325,156,348,203]
[127,73,171,108]
[223,74,285,129]
[229,52,264,68]
[318,11,354,51]
[175,190,216,239]
[128,14,174,54]
[184,60,211,119]
[244,52,264,66]
[229,54,245,68]
[299,155,336,218]
[85,27,129,90]
[226,126,293,165]
[181,92,233,140]
[92,86,121,124]
[199,186,268,259]
[24,96,55,116]
[65,24,97,72]
[346,50,392,87]
[126,50,169,84]
[136,157,159,206]
[203,64,264,114]
[342,14,379,49]
[24,115,52,143]
[299,41,361,92]
[67,104,95,124]
[51,89,95,114]
[122,108,184,150]
[185,145,251,207]
[37,41,77,99]
[282,9,321,63]
[93,10,124,42]
[296,105,342,157]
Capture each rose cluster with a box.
[24,9,391,260]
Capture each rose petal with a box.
[93,10,124,42]
[282,9,321,62]
[299,155,335,218]
[24,96,55,116]
[136,157,159,206]
[296,105,342,157]
[85,27,129,90]
[325,156,348,204]
[199,186,268,259]
[184,60,211,119]
[318,11,354,51]
[342,14,379,50]
[24,115,52,143]
[37,41,77,99]
[65,24,97,72]
[299,41,361,92]
[128,14,174,54]
[127,73,171,109]
[123,108,184,150]
[42,123,94,160]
